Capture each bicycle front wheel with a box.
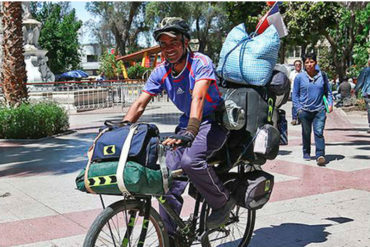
[83,199,169,247]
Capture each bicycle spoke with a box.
[205,205,255,247]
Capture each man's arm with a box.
[162,79,211,146]
[123,92,152,123]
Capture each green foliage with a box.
[126,64,151,79]
[86,2,146,55]
[31,2,82,74]
[221,2,265,33]
[0,102,69,139]
[99,51,124,79]
[317,45,336,79]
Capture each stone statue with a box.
[23,23,41,47]
[22,2,32,20]
[38,56,55,82]
[32,25,40,47]
[21,2,55,83]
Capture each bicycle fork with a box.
[100,195,152,247]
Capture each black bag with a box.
[90,121,160,169]
[277,109,288,145]
[267,64,291,96]
[232,170,274,210]
[219,86,274,137]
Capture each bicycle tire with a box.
[200,178,256,247]
[83,199,169,247]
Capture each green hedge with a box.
[0,102,69,139]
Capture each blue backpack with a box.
[90,121,160,170]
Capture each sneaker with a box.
[207,198,236,229]
[303,153,311,161]
[316,156,326,166]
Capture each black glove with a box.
[168,131,195,147]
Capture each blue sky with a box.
[70,1,97,44]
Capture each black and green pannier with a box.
[75,160,172,195]
[75,122,171,196]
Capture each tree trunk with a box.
[1,2,28,107]
[279,40,286,64]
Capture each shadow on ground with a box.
[0,132,95,177]
[278,150,292,156]
[249,223,332,247]
[326,128,368,132]
[326,140,370,146]
[325,154,345,163]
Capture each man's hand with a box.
[162,131,195,148]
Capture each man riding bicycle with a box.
[123,17,236,243]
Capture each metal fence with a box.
[0,80,170,112]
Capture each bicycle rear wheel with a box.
[200,202,256,247]
[83,199,169,247]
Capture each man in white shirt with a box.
[289,60,302,125]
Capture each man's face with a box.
[304,58,317,74]
[294,62,302,72]
[158,34,187,64]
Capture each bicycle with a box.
[83,141,262,247]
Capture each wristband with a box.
[186,118,201,136]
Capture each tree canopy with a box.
[31,2,82,74]
[86,2,148,56]
[84,1,369,80]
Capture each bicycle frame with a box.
[96,145,258,247]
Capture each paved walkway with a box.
[0,102,369,247]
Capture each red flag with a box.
[256,2,288,38]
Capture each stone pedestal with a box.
[28,88,109,113]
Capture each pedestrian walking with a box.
[289,59,302,125]
[292,53,333,166]
[354,58,370,133]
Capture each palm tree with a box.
[1,1,28,107]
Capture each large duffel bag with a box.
[216,24,280,86]
[89,121,160,170]
[75,160,172,195]
[76,123,170,196]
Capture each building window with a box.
[87,55,98,62]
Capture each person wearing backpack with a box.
[122,17,234,243]
[292,53,333,166]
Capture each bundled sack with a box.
[216,24,280,86]
[75,160,172,195]
[90,121,160,169]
